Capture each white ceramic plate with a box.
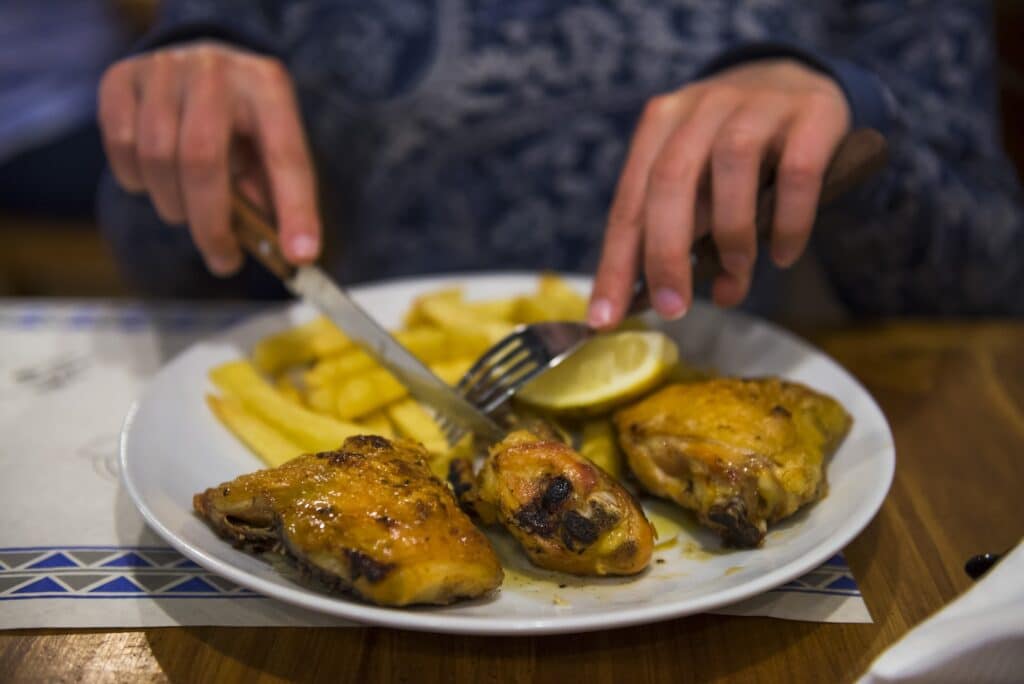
[121,273,894,635]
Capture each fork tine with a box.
[454,327,556,412]
[456,333,528,394]
[444,319,593,438]
[473,360,552,413]
[464,354,541,407]
[460,347,533,402]
[434,413,465,448]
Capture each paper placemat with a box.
[0,301,871,629]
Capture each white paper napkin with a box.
[0,301,872,629]
[857,540,1023,684]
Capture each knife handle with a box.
[230,191,298,281]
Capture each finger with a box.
[708,98,791,306]
[135,54,187,224]
[232,138,274,212]
[590,94,691,329]
[644,91,740,319]
[247,60,321,264]
[771,97,849,267]
[98,60,144,191]
[179,58,241,276]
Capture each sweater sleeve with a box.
[132,0,284,56]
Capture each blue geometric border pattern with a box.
[0,304,267,333]
[0,546,263,601]
[1,547,861,601]
[771,554,861,597]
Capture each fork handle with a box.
[625,127,888,314]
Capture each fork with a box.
[436,128,889,441]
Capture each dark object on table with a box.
[964,552,1004,580]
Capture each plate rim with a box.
[120,270,895,635]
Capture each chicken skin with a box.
[451,431,654,576]
[615,379,851,548]
[194,435,503,606]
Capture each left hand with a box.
[589,58,851,328]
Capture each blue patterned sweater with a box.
[98,1,1024,316]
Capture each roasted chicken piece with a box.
[451,431,654,576]
[194,435,503,606]
[614,379,852,548]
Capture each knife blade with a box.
[230,193,505,445]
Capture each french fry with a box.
[307,324,352,358]
[430,357,475,385]
[417,296,476,330]
[386,398,449,454]
[304,349,377,388]
[335,368,407,420]
[358,410,396,439]
[396,327,450,363]
[252,317,350,373]
[206,394,304,468]
[444,328,503,360]
[305,384,338,415]
[334,355,481,420]
[274,374,304,405]
[304,328,450,388]
[579,419,625,482]
[463,298,519,322]
[539,274,587,318]
[516,274,587,323]
[429,433,474,481]
[210,360,362,451]
[407,288,520,359]
[403,287,463,328]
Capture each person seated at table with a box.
[96,1,1024,323]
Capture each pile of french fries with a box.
[206,275,626,481]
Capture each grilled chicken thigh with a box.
[615,379,851,548]
[451,431,654,575]
[194,435,503,606]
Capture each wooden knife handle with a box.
[689,127,888,283]
[230,191,297,281]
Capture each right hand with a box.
[98,41,320,275]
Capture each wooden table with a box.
[2,322,1021,683]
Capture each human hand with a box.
[589,59,851,328]
[98,41,319,276]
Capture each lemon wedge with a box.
[517,331,679,415]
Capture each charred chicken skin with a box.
[614,379,851,548]
[194,435,503,606]
[451,431,654,576]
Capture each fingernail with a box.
[208,254,241,277]
[773,246,798,268]
[720,250,749,275]
[654,288,688,319]
[588,298,614,328]
[289,233,319,260]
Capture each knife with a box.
[229,192,505,445]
